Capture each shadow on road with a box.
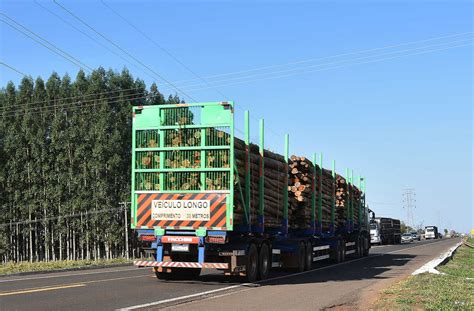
[154,253,421,287]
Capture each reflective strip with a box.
[133,260,228,269]
[345,242,356,246]
[272,262,281,267]
[346,250,356,254]
[313,254,330,261]
[272,249,281,254]
[313,245,330,251]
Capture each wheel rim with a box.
[261,247,269,277]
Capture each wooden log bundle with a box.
[137,125,364,230]
[234,138,287,228]
[287,156,334,230]
[287,156,364,231]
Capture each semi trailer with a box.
[369,217,401,245]
[131,102,370,282]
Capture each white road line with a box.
[0,266,139,283]
[119,239,455,310]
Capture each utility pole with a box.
[402,188,416,232]
[119,202,131,259]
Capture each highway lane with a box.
[0,238,458,311]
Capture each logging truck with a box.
[131,102,371,282]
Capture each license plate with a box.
[171,244,189,252]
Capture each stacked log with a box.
[287,156,335,230]
[234,138,287,228]
[136,124,364,229]
[336,175,347,229]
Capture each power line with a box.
[33,0,174,94]
[100,0,230,102]
[53,0,196,102]
[181,42,472,92]
[0,13,93,72]
[174,31,473,85]
[1,93,147,117]
[0,61,27,77]
[178,37,473,90]
[0,87,146,111]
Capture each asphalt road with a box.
[0,238,460,311]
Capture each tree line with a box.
[0,68,179,263]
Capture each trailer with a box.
[370,217,401,245]
[131,102,370,282]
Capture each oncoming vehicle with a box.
[410,231,421,241]
[370,217,401,245]
[424,226,438,239]
[401,233,414,243]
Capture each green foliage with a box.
[374,243,474,310]
[0,258,132,275]
[0,68,173,263]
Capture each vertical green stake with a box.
[331,160,336,233]
[357,175,362,226]
[283,134,289,231]
[346,168,350,230]
[245,110,251,226]
[259,119,265,230]
[130,111,136,227]
[349,170,354,229]
[159,108,165,192]
[311,153,317,233]
[200,128,206,190]
[318,153,323,233]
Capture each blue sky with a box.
[1,0,472,232]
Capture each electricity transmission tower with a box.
[402,188,416,231]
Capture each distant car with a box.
[410,231,421,241]
[401,233,414,243]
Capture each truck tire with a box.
[331,240,342,263]
[258,243,270,280]
[245,243,258,283]
[357,237,363,258]
[305,242,313,271]
[155,268,201,280]
[297,242,306,272]
[340,240,346,262]
[363,237,370,257]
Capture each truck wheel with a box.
[258,243,270,280]
[296,242,306,272]
[331,240,342,263]
[357,237,363,258]
[340,241,346,262]
[155,268,201,280]
[155,270,175,280]
[305,242,313,271]
[245,243,258,283]
[363,237,370,257]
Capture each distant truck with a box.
[424,226,439,239]
[370,217,401,245]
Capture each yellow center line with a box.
[0,284,85,296]
[0,274,152,297]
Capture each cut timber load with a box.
[288,155,363,231]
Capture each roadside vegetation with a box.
[374,238,474,310]
[0,258,132,276]
[0,69,178,264]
